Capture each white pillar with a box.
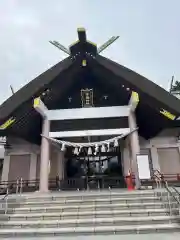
[29,153,37,184]
[39,117,50,192]
[57,151,65,180]
[151,146,160,172]
[128,111,141,189]
[1,154,10,186]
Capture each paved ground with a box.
[2,233,180,240]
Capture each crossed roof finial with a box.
[49,28,119,56]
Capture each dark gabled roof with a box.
[1,55,180,122]
[0,28,180,143]
[0,57,72,121]
[96,55,180,115]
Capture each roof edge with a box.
[0,57,73,121]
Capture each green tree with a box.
[171,81,180,91]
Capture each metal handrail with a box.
[1,188,9,201]
[0,187,9,214]
[4,176,126,191]
[0,177,23,214]
[172,186,180,197]
[154,170,180,196]
[154,170,180,201]
[153,169,180,216]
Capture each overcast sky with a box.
[0,0,180,103]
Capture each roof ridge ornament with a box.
[49,41,70,55]
[97,36,119,54]
[49,28,119,57]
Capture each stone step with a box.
[0,215,179,229]
[1,208,176,221]
[0,223,179,237]
[10,202,168,214]
[8,196,160,208]
[8,190,156,202]
[0,233,179,240]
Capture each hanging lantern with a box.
[114,139,119,147]
[74,147,79,155]
[61,143,66,151]
[88,147,92,155]
[101,145,106,152]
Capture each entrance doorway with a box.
[65,147,125,190]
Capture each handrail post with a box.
[5,187,8,215]
[20,178,23,195]
[86,176,89,191]
[16,178,19,194]
[165,182,172,216]
[97,178,100,190]
[159,179,162,199]
[155,179,159,197]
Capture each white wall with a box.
[7,137,40,155]
[122,128,180,176]
[1,137,40,183]
[1,137,65,183]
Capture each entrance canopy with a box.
[0,28,180,144]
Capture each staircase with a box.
[0,189,180,238]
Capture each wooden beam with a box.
[46,106,130,121]
[49,128,130,138]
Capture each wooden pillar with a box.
[39,117,50,192]
[128,110,141,189]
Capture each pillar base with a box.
[35,190,50,194]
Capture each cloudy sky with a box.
[0,0,180,103]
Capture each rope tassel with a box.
[61,144,66,151]
[74,147,79,155]
[101,145,106,152]
[88,147,92,155]
[41,128,138,150]
[114,139,119,147]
